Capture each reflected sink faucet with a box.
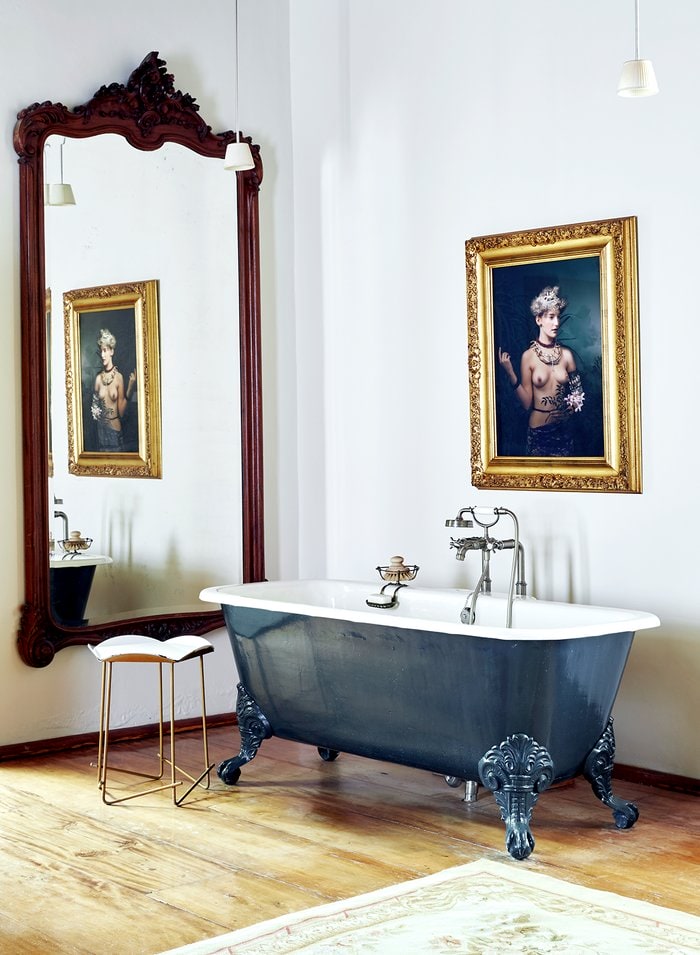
[54,496,69,541]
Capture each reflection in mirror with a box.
[45,136,240,624]
[15,53,265,667]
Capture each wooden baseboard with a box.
[0,712,237,763]
[614,762,700,796]
[1,728,697,796]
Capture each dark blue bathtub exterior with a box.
[218,603,640,859]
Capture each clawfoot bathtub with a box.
[199,581,659,860]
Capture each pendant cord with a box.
[234,0,240,143]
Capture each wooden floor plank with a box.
[0,727,698,955]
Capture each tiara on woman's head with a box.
[530,286,566,316]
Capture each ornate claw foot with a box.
[217,683,272,786]
[584,717,639,829]
[478,734,555,860]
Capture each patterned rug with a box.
[159,858,700,954]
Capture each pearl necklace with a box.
[531,340,561,366]
[101,365,117,385]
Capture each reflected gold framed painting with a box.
[64,279,162,478]
[465,216,642,492]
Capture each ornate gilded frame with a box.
[466,216,642,493]
[14,53,265,666]
[64,280,161,477]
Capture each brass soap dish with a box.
[59,532,93,556]
[367,556,419,610]
[376,556,419,583]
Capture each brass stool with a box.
[89,634,215,805]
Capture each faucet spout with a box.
[54,510,69,541]
[449,536,485,561]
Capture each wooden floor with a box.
[0,726,698,954]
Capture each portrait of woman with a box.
[466,216,640,491]
[64,279,160,478]
[492,258,604,459]
[79,308,139,455]
[90,328,137,452]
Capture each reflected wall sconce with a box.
[45,138,76,205]
[617,0,659,97]
[224,0,255,170]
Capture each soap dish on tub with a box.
[367,556,419,608]
[376,555,419,583]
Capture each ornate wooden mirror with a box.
[14,52,265,667]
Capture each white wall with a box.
[1,1,698,780]
[286,0,699,778]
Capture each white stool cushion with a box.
[89,634,214,663]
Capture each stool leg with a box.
[95,660,107,789]
[99,662,114,802]
[199,654,212,791]
[155,662,165,781]
[169,663,177,803]
[173,654,215,806]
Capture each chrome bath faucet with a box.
[445,506,527,627]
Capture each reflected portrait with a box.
[82,312,138,453]
[64,279,162,478]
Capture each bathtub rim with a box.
[199,579,660,642]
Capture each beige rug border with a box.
[158,857,700,954]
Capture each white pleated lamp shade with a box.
[617,59,659,97]
[223,140,255,171]
[45,183,76,206]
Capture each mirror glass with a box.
[45,134,241,624]
[15,53,265,666]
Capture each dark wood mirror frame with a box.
[14,52,265,667]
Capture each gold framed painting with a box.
[64,279,162,478]
[465,216,642,493]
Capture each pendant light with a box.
[45,138,76,206]
[224,0,255,170]
[617,0,659,97]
